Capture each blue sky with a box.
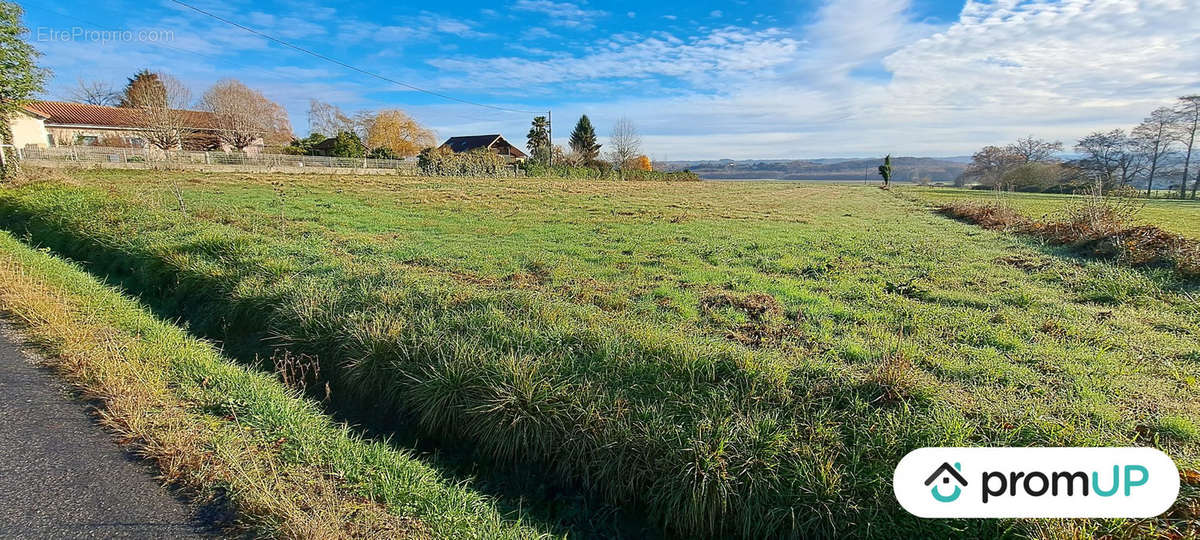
[17,0,1200,159]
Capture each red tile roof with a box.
[24,101,217,130]
[20,105,49,119]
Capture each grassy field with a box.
[1,169,1197,538]
[907,187,1200,240]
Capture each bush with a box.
[523,162,699,182]
[418,147,513,177]
[367,147,399,160]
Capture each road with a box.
[0,322,222,539]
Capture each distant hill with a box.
[656,157,970,182]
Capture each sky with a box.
[16,0,1200,160]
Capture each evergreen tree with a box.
[569,114,601,164]
[330,131,366,158]
[0,1,48,179]
[119,69,166,108]
[878,154,893,187]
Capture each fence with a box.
[21,146,420,173]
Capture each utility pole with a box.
[547,110,553,167]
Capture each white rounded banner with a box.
[894,447,1180,518]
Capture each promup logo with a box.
[894,448,1179,518]
[925,462,967,502]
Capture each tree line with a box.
[524,114,653,173]
[68,70,293,152]
[280,100,436,159]
[68,72,439,160]
[960,95,1200,199]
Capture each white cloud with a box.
[426,26,801,90]
[512,0,608,28]
[493,0,1200,159]
[35,0,1200,159]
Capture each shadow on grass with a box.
[0,204,659,540]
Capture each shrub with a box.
[523,162,699,182]
[417,147,513,177]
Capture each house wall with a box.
[7,111,50,149]
[46,126,144,147]
[45,125,264,155]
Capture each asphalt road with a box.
[0,322,222,539]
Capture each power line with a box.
[167,0,543,115]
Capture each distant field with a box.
[0,170,1196,538]
[908,187,1200,239]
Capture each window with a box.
[46,134,54,147]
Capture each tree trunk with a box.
[1146,155,1159,198]
[1181,138,1194,199]
[1192,168,1199,199]
[0,123,17,181]
[1145,164,1155,197]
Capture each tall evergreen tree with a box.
[569,114,601,164]
[119,69,167,108]
[0,1,48,179]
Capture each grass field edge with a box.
[0,229,552,540]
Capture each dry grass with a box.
[939,196,1200,279]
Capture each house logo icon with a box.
[925,462,967,502]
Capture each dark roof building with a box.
[440,134,527,159]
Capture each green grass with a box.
[907,187,1200,240]
[1,169,1197,537]
[0,229,549,539]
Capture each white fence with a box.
[21,146,420,172]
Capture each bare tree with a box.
[129,73,195,151]
[200,79,292,151]
[959,145,1023,188]
[1005,136,1063,163]
[607,117,642,170]
[1115,136,1147,187]
[307,99,354,138]
[1132,107,1176,197]
[350,110,377,152]
[1075,129,1128,190]
[1173,95,1199,199]
[69,78,119,106]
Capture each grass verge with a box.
[0,230,548,539]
